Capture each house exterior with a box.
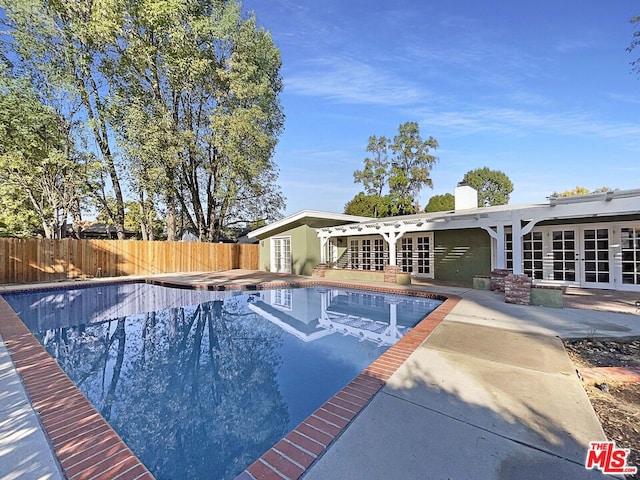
[248,211,370,276]
[249,186,640,293]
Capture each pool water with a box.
[4,283,442,480]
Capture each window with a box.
[271,237,291,273]
[551,230,576,281]
[522,231,543,280]
[348,237,386,271]
[373,238,385,271]
[398,237,413,273]
[416,236,430,275]
[621,227,640,285]
[349,240,359,269]
[396,233,433,277]
[361,239,371,270]
[504,231,513,270]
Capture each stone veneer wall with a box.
[504,274,532,305]
[490,269,511,292]
[383,265,401,283]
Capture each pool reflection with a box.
[5,285,441,480]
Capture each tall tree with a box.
[461,167,513,207]
[351,122,438,216]
[388,122,438,215]
[2,0,128,238]
[353,135,389,197]
[106,0,285,241]
[2,0,285,241]
[0,67,94,238]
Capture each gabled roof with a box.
[248,210,371,239]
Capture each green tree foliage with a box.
[344,193,391,218]
[2,0,128,238]
[388,122,438,214]
[2,0,285,241]
[0,186,42,237]
[461,167,513,207]
[550,186,610,198]
[0,66,95,238]
[353,136,389,196]
[352,122,438,216]
[106,0,284,241]
[424,193,454,212]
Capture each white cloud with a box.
[554,39,594,53]
[415,105,640,141]
[607,92,640,105]
[284,56,429,106]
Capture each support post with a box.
[511,218,523,275]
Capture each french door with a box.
[506,223,640,290]
[620,226,640,289]
[271,237,291,273]
[347,237,387,271]
[547,226,613,288]
[396,233,434,278]
[581,228,611,287]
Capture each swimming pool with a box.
[4,283,442,480]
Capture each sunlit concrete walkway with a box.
[0,270,638,480]
[0,332,64,480]
[302,286,635,479]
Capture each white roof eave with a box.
[248,210,371,238]
[317,188,640,236]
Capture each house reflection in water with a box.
[248,288,441,347]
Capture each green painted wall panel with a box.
[259,238,270,271]
[259,224,319,276]
[433,229,491,283]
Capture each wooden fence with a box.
[0,238,259,284]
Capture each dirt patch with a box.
[564,339,640,479]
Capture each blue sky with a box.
[241,0,640,215]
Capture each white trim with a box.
[249,210,369,238]
[270,236,291,274]
[317,188,640,240]
[248,303,333,342]
[346,235,388,272]
[400,233,435,279]
[503,221,640,291]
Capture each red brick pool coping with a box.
[0,296,154,480]
[0,279,459,480]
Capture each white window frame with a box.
[270,236,291,274]
[397,232,434,279]
[347,235,388,271]
[501,222,640,291]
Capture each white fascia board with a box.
[317,190,640,239]
[248,210,371,238]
